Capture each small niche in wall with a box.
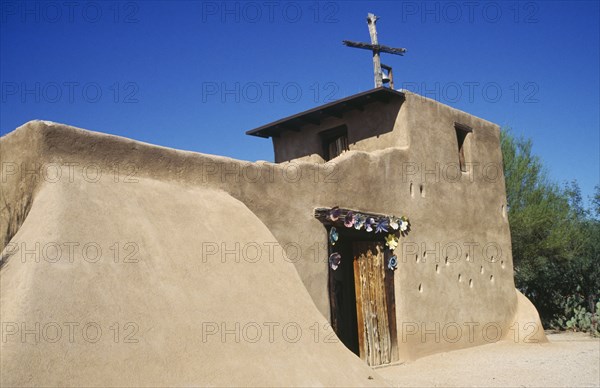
[454,123,473,172]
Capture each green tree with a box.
[501,129,599,330]
[592,185,600,218]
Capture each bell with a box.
[381,70,391,84]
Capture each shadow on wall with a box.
[0,177,35,258]
[273,98,404,163]
[347,99,403,147]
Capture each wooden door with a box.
[353,242,395,366]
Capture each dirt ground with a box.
[377,332,600,387]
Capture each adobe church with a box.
[0,13,545,386]
[244,13,546,364]
[244,86,547,364]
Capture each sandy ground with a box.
[378,332,600,387]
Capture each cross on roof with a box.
[343,13,407,89]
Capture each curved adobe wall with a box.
[0,121,389,386]
[0,114,545,370]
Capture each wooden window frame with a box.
[320,125,349,161]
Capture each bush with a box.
[552,289,600,336]
[501,129,600,335]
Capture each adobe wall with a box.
[0,89,545,366]
[389,92,524,358]
[0,125,389,386]
[263,91,546,359]
[272,98,408,163]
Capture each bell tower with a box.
[343,13,407,89]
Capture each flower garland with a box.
[326,206,410,272]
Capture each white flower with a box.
[389,217,399,230]
[399,220,408,232]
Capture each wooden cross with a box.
[343,13,407,89]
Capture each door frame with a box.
[316,207,401,366]
[352,240,398,365]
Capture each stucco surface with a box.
[0,90,546,384]
[0,122,385,386]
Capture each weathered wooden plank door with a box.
[353,242,393,366]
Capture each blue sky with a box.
[1,0,598,203]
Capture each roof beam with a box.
[298,116,321,126]
[276,123,301,132]
[327,109,344,119]
[341,101,365,112]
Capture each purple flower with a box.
[344,211,355,228]
[329,252,342,270]
[328,207,341,222]
[354,214,365,230]
[365,217,376,232]
[375,218,389,233]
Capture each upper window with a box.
[321,125,349,161]
[454,123,472,172]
